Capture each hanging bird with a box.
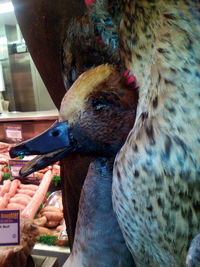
[111,0,200,266]
[10,64,137,266]
[60,0,136,248]
[61,4,122,246]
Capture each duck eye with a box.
[51,130,60,137]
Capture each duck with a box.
[10,64,138,266]
[60,6,122,246]
[111,0,200,266]
[59,0,136,247]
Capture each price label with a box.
[5,124,22,142]
[0,210,20,246]
[9,159,35,178]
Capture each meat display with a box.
[0,141,67,266]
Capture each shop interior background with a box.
[0,0,56,113]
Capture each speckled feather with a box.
[88,0,122,50]
[113,0,200,266]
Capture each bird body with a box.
[113,0,200,266]
[64,158,135,267]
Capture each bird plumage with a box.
[62,8,120,90]
[60,65,137,266]
[61,6,121,246]
[113,0,200,266]
[10,64,138,266]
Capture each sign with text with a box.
[0,210,20,246]
[9,159,35,179]
[5,124,23,142]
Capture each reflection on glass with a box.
[0,0,56,113]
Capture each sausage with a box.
[41,211,63,222]
[9,179,21,197]
[0,180,11,197]
[33,216,47,227]
[21,170,53,220]
[7,203,25,210]
[0,193,11,209]
[14,194,32,201]
[37,226,52,236]
[2,193,11,208]
[45,220,60,228]
[19,184,38,191]
[9,197,30,206]
[17,189,35,197]
[0,197,4,208]
[41,206,62,213]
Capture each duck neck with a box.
[71,157,114,254]
[65,157,134,266]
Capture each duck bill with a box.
[19,146,76,177]
[9,120,77,177]
[9,120,70,157]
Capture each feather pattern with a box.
[113,0,200,266]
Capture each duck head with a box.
[10,64,138,176]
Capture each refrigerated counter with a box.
[0,110,58,143]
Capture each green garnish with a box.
[2,172,14,180]
[39,235,58,246]
[2,172,11,179]
[18,155,24,159]
[53,175,61,186]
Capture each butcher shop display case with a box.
[0,110,58,143]
[0,111,70,266]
